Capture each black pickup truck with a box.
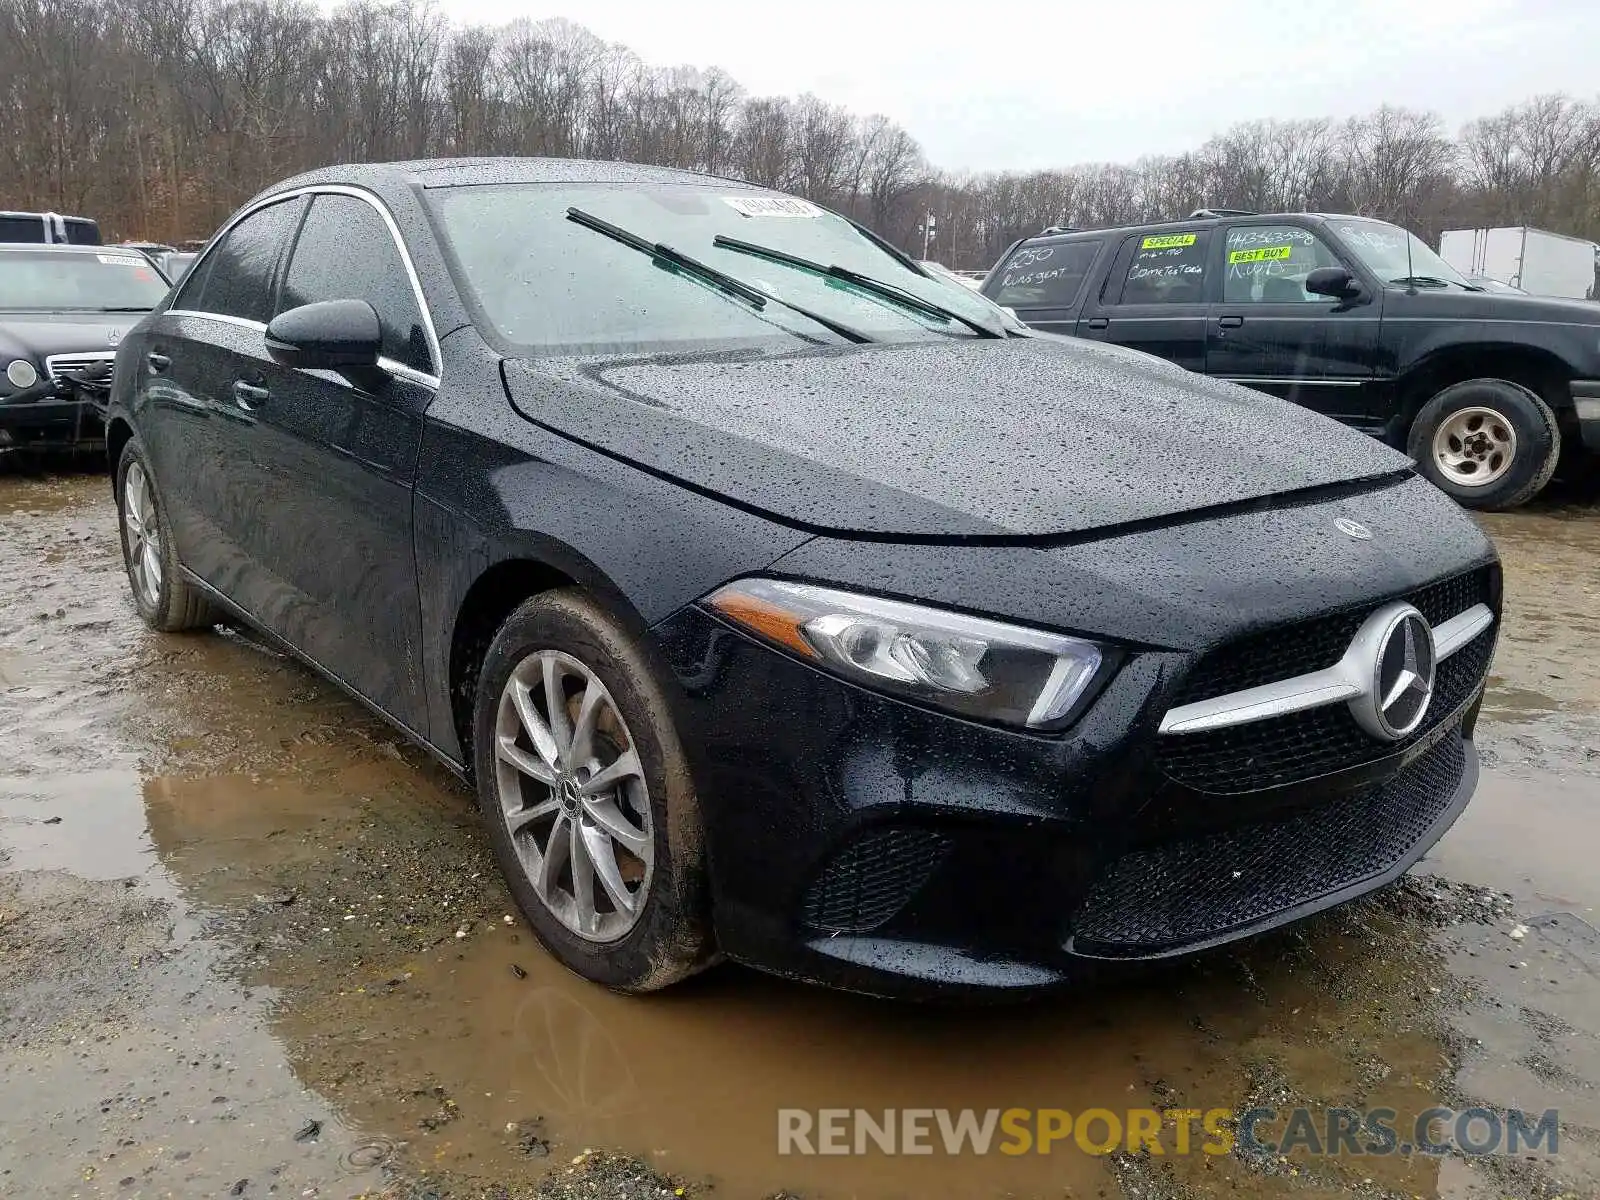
[982,211,1600,510]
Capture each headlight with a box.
[705,578,1108,730]
[5,359,38,389]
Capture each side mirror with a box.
[1304,266,1360,299]
[265,299,381,370]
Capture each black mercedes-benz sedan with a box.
[1,244,170,454]
[104,159,1500,998]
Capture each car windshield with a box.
[0,250,170,311]
[1330,219,1472,288]
[428,183,1016,354]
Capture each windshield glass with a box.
[0,250,169,311]
[428,183,1016,354]
[1330,219,1471,287]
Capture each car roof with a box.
[254,156,771,204]
[1011,211,1386,247]
[0,242,145,256]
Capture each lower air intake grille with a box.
[800,827,950,934]
[1072,732,1467,953]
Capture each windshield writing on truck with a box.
[1333,219,1470,287]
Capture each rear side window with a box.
[279,194,431,373]
[989,240,1102,308]
[1114,230,1210,304]
[176,199,300,323]
[0,216,45,243]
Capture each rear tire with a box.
[1407,378,1559,511]
[471,589,716,993]
[114,440,216,632]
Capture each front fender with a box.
[413,357,813,762]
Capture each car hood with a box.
[1410,289,1600,324]
[0,311,143,362]
[502,334,1412,539]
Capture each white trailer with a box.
[1439,225,1600,300]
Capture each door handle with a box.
[147,352,170,373]
[232,380,269,408]
[1085,317,1109,330]
[1217,315,1244,329]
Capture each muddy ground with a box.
[1,467,1598,1200]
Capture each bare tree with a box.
[2,0,1597,265]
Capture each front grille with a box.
[1173,568,1492,707]
[1072,732,1467,952]
[799,827,950,934]
[1158,567,1494,793]
[45,351,116,383]
[1159,627,1493,792]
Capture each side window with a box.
[174,199,300,323]
[279,194,431,373]
[989,239,1102,309]
[1222,225,1341,304]
[1115,230,1210,305]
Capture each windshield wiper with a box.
[1389,275,1455,289]
[99,306,153,312]
[565,208,872,345]
[712,234,1005,339]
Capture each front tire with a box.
[1407,378,1559,511]
[471,589,716,992]
[115,441,216,632]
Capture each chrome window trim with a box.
[169,183,443,380]
[1158,601,1494,736]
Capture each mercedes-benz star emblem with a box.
[1334,517,1372,540]
[1347,602,1437,741]
[107,328,122,347]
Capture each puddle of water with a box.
[125,750,1488,1200]
[0,768,158,881]
[0,471,102,516]
[6,471,1600,1199]
[1478,681,1561,724]
[1431,766,1600,916]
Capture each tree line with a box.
[2,0,1598,271]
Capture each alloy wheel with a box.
[123,461,164,608]
[1431,406,1516,487]
[493,650,654,943]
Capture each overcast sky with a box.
[429,0,1600,171]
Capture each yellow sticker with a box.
[1141,233,1197,250]
[1228,246,1293,264]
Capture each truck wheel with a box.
[1407,378,1560,511]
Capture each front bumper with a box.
[652,588,1494,1000]
[1573,381,1600,453]
[0,393,104,451]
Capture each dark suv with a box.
[983,211,1600,510]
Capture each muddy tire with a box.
[114,441,216,632]
[472,589,716,993]
[1407,378,1560,511]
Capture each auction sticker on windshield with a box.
[724,196,824,218]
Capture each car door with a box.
[136,197,305,593]
[228,190,438,733]
[1205,222,1382,427]
[1074,229,1212,372]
